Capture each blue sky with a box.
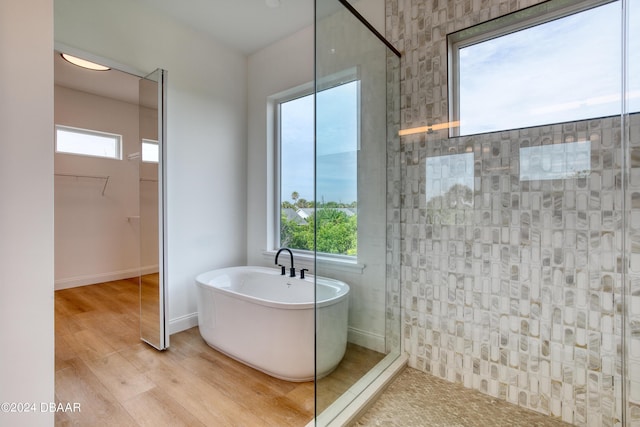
[280,93,314,202]
[280,81,358,204]
[459,0,639,135]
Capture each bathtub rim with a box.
[195,265,349,310]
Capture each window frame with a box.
[273,68,361,258]
[273,82,315,257]
[55,124,122,160]
[447,0,616,137]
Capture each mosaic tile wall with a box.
[384,0,635,425]
[627,112,640,426]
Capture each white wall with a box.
[54,85,148,289]
[247,25,315,264]
[55,0,248,332]
[0,0,55,425]
[353,0,386,35]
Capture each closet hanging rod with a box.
[54,173,110,196]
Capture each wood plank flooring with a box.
[55,278,384,426]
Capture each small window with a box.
[449,0,628,136]
[142,139,159,163]
[55,125,122,159]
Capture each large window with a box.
[55,125,122,159]
[449,0,639,136]
[278,80,359,256]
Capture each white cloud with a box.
[458,1,630,135]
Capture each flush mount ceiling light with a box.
[61,53,110,71]
[265,0,281,7]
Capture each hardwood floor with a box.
[55,278,384,426]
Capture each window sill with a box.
[261,250,365,275]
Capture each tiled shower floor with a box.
[355,367,570,426]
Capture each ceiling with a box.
[135,0,314,55]
[54,0,315,104]
[54,52,141,105]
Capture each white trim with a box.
[54,42,146,78]
[166,316,383,351]
[261,250,365,274]
[140,265,160,275]
[54,265,159,290]
[348,327,385,353]
[168,312,199,334]
[268,80,315,104]
[316,67,360,92]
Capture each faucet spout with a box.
[275,247,295,277]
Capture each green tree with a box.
[315,208,357,255]
[280,205,357,256]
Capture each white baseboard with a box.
[166,314,381,352]
[140,265,159,275]
[348,326,385,353]
[169,312,199,335]
[55,265,159,290]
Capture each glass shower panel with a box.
[625,0,640,424]
[314,0,401,423]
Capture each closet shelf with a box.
[54,173,110,196]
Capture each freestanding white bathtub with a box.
[195,266,350,382]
